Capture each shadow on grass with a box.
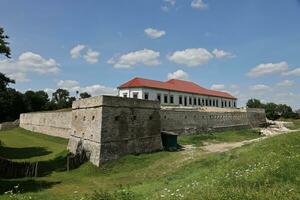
[37,151,69,177]
[0,179,61,194]
[0,146,52,160]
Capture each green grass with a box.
[178,129,262,147]
[0,128,299,200]
[0,128,68,162]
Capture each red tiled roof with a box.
[118,77,237,100]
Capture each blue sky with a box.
[0,0,299,108]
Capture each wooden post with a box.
[35,162,38,177]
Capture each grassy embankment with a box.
[0,127,299,200]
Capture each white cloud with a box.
[247,61,289,77]
[0,52,60,82]
[55,80,117,97]
[70,44,85,58]
[282,68,300,76]
[81,84,117,96]
[144,28,166,39]
[164,0,176,6]
[107,49,160,69]
[70,44,100,64]
[191,0,207,9]
[276,80,294,87]
[168,48,213,67]
[84,49,100,64]
[212,49,235,59]
[167,69,189,80]
[249,84,271,92]
[161,6,169,12]
[211,84,225,90]
[57,80,80,91]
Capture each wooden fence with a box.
[0,157,38,178]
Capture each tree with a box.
[80,92,91,99]
[53,88,70,102]
[265,103,280,120]
[24,90,49,112]
[0,27,11,58]
[246,99,264,108]
[0,72,15,91]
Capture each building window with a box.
[212,99,215,107]
[164,94,168,103]
[189,97,192,105]
[198,98,201,106]
[133,92,138,99]
[157,94,161,102]
[209,99,212,106]
[170,95,174,104]
[206,99,208,106]
[224,101,227,107]
[123,93,128,98]
[234,102,236,107]
[179,96,183,105]
[222,101,224,108]
[194,98,197,105]
[229,101,231,107]
[184,96,187,106]
[144,93,149,100]
[202,99,205,106]
[216,100,219,107]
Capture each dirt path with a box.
[201,128,300,154]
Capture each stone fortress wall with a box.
[67,96,163,166]
[19,111,72,139]
[19,95,266,165]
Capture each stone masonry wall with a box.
[161,108,266,134]
[67,96,163,166]
[19,111,72,138]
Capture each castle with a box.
[19,78,266,166]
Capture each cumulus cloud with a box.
[70,44,100,64]
[144,28,166,39]
[212,49,235,59]
[107,49,160,69]
[247,61,289,77]
[56,80,117,96]
[84,49,100,64]
[168,48,213,67]
[0,52,60,82]
[191,0,207,9]
[70,44,85,58]
[81,84,117,96]
[161,0,176,12]
[167,69,189,80]
[249,84,271,92]
[282,68,300,76]
[57,80,80,91]
[276,80,294,87]
[210,84,226,90]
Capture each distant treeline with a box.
[247,99,299,120]
[0,72,91,123]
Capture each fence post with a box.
[35,162,38,177]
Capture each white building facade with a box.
[118,78,237,108]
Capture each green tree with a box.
[0,72,15,91]
[265,103,279,120]
[24,90,49,112]
[0,27,11,58]
[246,98,264,108]
[80,92,91,99]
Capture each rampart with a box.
[67,96,163,166]
[19,96,267,165]
[19,111,72,138]
[160,107,266,134]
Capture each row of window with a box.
[122,92,236,108]
[156,93,236,108]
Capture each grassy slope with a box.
[0,128,68,162]
[0,128,299,200]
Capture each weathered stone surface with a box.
[19,111,71,138]
[68,96,163,166]
[0,120,19,131]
